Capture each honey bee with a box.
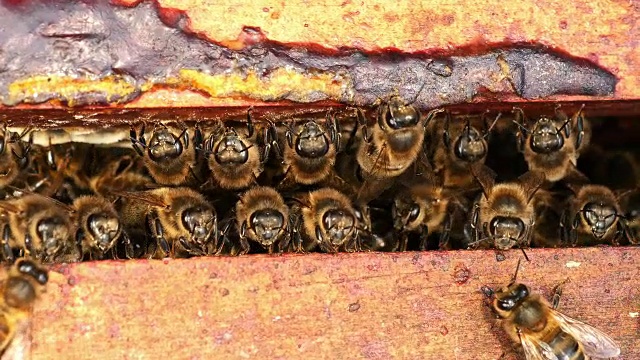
[200,109,276,191]
[530,190,565,248]
[278,112,340,187]
[514,105,590,183]
[0,258,49,354]
[482,260,621,360]
[115,187,219,258]
[0,124,35,195]
[72,195,122,260]
[352,92,443,182]
[130,121,199,186]
[427,111,500,190]
[89,152,152,199]
[235,186,290,254]
[0,193,74,263]
[467,165,545,252]
[392,183,468,251]
[561,185,627,246]
[291,188,361,253]
[617,188,640,245]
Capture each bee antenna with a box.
[556,118,571,135]
[482,112,501,139]
[511,258,522,283]
[520,248,530,262]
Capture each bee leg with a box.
[24,233,35,258]
[398,232,409,252]
[574,104,586,149]
[438,214,453,250]
[442,110,452,149]
[238,236,250,255]
[194,123,204,153]
[122,232,135,259]
[418,225,429,251]
[551,279,570,310]
[129,125,145,156]
[1,224,14,264]
[246,107,255,138]
[150,215,171,258]
[356,108,372,143]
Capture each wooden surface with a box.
[0,0,637,109]
[20,247,640,360]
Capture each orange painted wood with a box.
[19,247,640,359]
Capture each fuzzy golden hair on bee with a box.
[562,184,626,246]
[0,193,74,263]
[0,258,49,355]
[280,113,339,186]
[468,165,545,251]
[72,195,122,259]
[130,121,197,186]
[427,110,500,189]
[482,260,621,360]
[299,188,361,253]
[514,105,591,183]
[235,186,289,254]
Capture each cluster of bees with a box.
[0,97,639,264]
[0,95,630,358]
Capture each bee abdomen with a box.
[547,330,586,360]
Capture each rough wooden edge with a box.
[16,247,640,360]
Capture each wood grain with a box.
[18,247,640,359]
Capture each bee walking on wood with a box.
[482,260,621,359]
[0,258,49,356]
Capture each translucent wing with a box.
[520,332,559,360]
[551,309,621,358]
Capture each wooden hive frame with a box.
[0,1,638,359]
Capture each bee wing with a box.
[520,332,560,360]
[109,190,168,209]
[551,309,621,358]
[1,317,30,360]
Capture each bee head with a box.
[148,127,184,162]
[454,125,487,163]
[530,117,565,154]
[181,206,216,245]
[4,259,48,308]
[392,197,422,231]
[248,209,285,246]
[581,202,618,239]
[493,283,529,312]
[381,96,421,130]
[214,132,249,165]
[295,121,329,158]
[320,208,356,246]
[36,216,69,258]
[87,213,121,252]
[489,216,525,250]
